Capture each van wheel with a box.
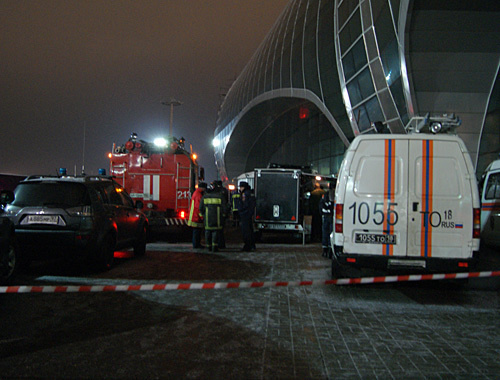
[96,233,115,270]
[133,226,147,256]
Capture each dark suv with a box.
[2,175,148,269]
[0,216,18,284]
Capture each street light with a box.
[162,98,182,137]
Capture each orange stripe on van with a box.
[482,202,500,211]
[420,140,433,257]
[383,139,396,256]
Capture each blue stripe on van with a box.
[421,140,433,258]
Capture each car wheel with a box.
[0,234,19,285]
[133,225,147,256]
[96,233,115,270]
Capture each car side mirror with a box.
[135,200,144,210]
[0,190,14,206]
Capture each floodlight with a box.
[154,137,167,147]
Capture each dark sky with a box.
[1,0,289,181]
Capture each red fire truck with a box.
[109,133,203,233]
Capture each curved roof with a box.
[215,0,500,181]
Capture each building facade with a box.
[214,0,500,182]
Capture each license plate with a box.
[26,215,60,225]
[355,233,396,245]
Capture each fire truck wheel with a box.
[133,226,147,256]
[96,233,115,270]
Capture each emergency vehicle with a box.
[479,158,500,248]
[332,115,481,276]
[254,165,335,244]
[109,133,202,232]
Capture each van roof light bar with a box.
[405,113,461,134]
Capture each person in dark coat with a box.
[236,181,256,251]
[199,184,228,252]
[310,182,325,242]
[319,185,334,258]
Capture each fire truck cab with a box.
[109,134,201,232]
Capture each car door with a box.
[103,183,129,244]
[116,185,142,243]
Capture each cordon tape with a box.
[1,270,500,294]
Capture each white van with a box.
[479,159,500,248]
[331,134,481,275]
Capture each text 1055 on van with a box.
[348,202,399,226]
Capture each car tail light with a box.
[335,204,343,233]
[67,205,93,217]
[178,210,186,219]
[473,208,480,239]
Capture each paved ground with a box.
[0,232,499,379]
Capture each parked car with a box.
[2,175,148,270]
[0,216,19,284]
[478,158,500,248]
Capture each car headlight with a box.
[2,205,20,216]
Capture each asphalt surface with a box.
[0,230,499,379]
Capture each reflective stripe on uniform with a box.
[203,198,222,205]
[232,193,240,211]
[188,199,203,228]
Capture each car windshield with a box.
[12,181,90,208]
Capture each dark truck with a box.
[254,166,334,244]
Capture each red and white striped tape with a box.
[1,270,499,294]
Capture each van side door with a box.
[343,138,408,257]
[407,139,473,259]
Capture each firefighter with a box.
[211,180,229,249]
[187,182,207,248]
[236,181,256,252]
[199,183,228,252]
[231,188,241,227]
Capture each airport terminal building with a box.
[213,0,500,182]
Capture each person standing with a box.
[199,183,228,252]
[187,182,207,248]
[237,181,256,251]
[319,184,334,258]
[211,180,229,249]
[230,188,241,227]
[310,182,325,242]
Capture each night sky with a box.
[1,0,289,181]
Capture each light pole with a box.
[162,98,182,137]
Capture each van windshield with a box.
[12,182,90,208]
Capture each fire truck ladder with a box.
[175,162,192,211]
[111,163,127,188]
